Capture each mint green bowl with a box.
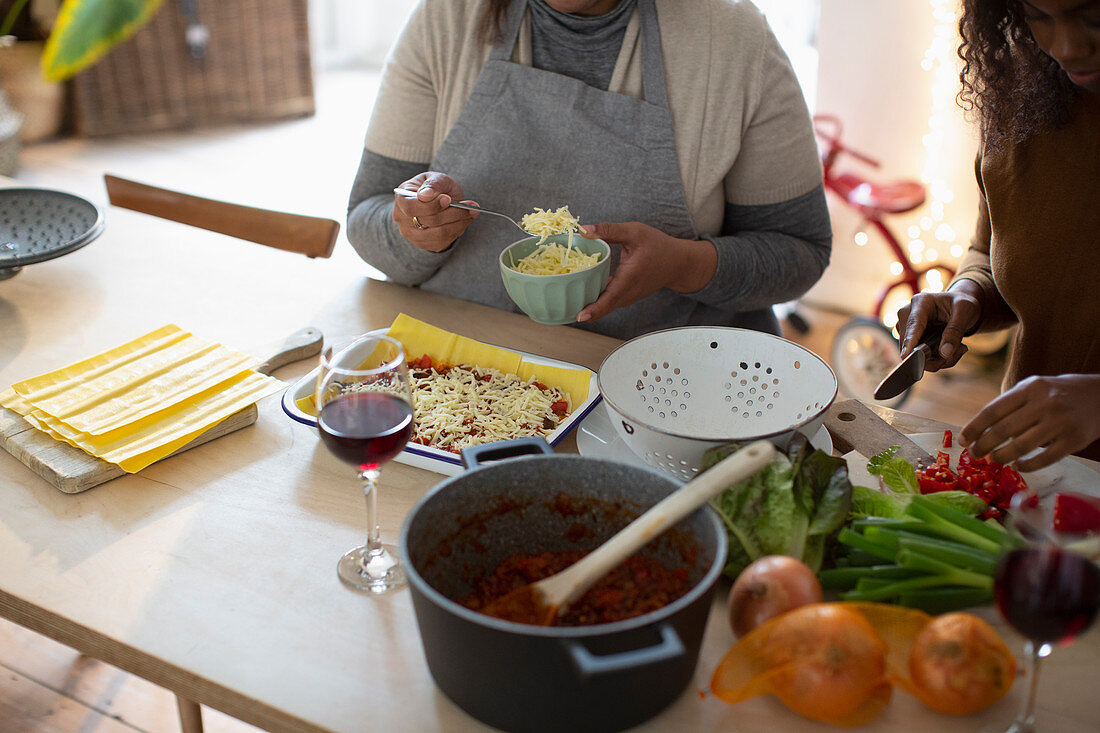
[499,233,611,325]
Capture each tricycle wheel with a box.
[830,316,909,409]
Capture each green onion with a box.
[897,587,993,615]
[818,565,922,591]
[840,574,955,602]
[894,549,993,590]
[908,495,1007,545]
[837,527,899,562]
[904,499,1003,554]
[861,526,999,574]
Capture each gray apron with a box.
[423,0,770,339]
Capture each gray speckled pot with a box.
[399,439,727,733]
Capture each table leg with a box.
[177,695,204,733]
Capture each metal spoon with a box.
[480,440,778,626]
[393,187,528,236]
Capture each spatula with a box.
[480,440,778,626]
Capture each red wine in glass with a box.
[319,391,414,468]
[994,547,1100,645]
[318,332,412,594]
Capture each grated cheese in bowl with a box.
[511,206,602,276]
[509,236,603,276]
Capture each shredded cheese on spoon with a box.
[512,205,601,275]
[519,206,581,243]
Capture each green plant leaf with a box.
[867,445,921,494]
[41,0,163,82]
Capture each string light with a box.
[874,0,963,325]
[906,0,959,274]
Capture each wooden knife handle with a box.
[104,174,339,259]
[823,398,933,467]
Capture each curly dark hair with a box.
[958,0,1079,147]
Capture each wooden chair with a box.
[104,174,339,259]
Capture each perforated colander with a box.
[0,188,105,280]
[597,327,837,481]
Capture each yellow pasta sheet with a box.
[11,324,258,435]
[296,313,592,416]
[9,373,282,472]
[388,314,591,403]
[2,325,284,473]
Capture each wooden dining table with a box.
[1,176,1097,733]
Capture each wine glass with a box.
[992,492,1100,732]
[317,333,413,593]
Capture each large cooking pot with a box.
[399,438,728,733]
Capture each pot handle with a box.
[460,437,553,469]
[563,622,685,679]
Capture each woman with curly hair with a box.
[346,1,830,341]
[897,0,1100,470]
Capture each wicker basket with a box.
[71,0,315,137]
[0,88,21,175]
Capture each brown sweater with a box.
[953,91,1100,461]
[954,89,1100,457]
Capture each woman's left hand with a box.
[574,222,717,322]
[960,374,1100,471]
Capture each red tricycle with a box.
[813,114,956,407]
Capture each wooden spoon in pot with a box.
[482,440,778,626]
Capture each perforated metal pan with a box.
[0,188,105,280]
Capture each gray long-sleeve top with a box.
[347,0,832,339]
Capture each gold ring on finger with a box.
[412,215,426,230]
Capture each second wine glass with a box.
[317,333,413,594]
[992,492,1100,732]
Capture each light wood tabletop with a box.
[1,178,1097,733]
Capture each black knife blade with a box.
[873,322,946,401]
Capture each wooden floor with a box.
[1,68,1006,733]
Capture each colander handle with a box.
[460,437,553,469]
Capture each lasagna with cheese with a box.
[407,355,571,453]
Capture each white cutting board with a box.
[845,432,1100,498]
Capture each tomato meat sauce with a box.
[462,549,692,626]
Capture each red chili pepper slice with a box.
[914,430,1030,521]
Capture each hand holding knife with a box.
[874,321,947,401]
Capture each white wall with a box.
[309,0,416,70]
[807,0,980,318]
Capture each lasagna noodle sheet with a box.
[2,325,283,473]
[11,324,190,401]
[13,328,259,435]
[386,313,590,405]
[13,372,282,472]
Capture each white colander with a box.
[596,327,837,481]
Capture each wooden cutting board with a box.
[0,327,322,493]
[822,398,934,468]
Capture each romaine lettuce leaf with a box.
[704,436,852,579]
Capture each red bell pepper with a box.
[1053,492,1100,534]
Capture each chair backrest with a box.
[104,174,339,259]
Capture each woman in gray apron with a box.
[348,0,831,341]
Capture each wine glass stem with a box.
[358,466,383,556]
[1012,640,1050,732]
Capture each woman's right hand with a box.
[895,281,983,372]
[393,172,478,252]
